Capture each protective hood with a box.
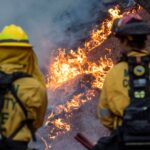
[0,46,45,86]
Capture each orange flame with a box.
[47,6,122,89]
[45,89,96,125]
[52,118,71,131]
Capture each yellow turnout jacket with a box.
[0,47,47,141]
[97,50,149,130]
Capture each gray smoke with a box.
[0,0,133,71]
[0,0,108,71]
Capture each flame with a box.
[52,118,71,131]
[46,5,140,141]
[47,6,122,89]
[45,89,96,124]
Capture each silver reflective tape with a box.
[100,108,111,117]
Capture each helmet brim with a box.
[116,22,150,35]
[0,42,32,47]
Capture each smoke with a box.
[0,0,107,71]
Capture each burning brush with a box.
[45,4,141,148]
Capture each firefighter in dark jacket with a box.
[0,24,48,150]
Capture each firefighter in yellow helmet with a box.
[97,14,150,130]
[0,24,47,150]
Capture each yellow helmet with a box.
[0,24,32,47]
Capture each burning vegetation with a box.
[46,7,120,89]
[44,5,141,149]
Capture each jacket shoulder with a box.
[107,62,128,77]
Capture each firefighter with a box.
[0,24,48,150]
[97,14,150,130]
[93,14,150,150]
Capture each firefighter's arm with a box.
[97,78,115,130]
[30,85,48,129]
[16,78,48,129]
[99,67,129,128]
[105,68,130,118]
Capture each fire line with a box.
[46,5,141,145]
